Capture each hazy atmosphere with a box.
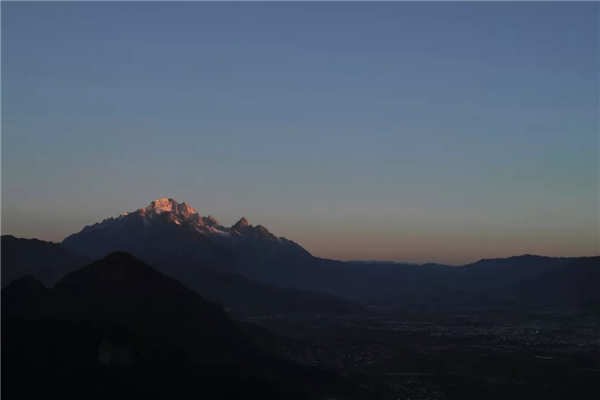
[3,2,598,264]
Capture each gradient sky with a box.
[2,2,599,265]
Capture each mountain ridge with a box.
[8,197,598,306]
[61,198,310,266]
[2,235,361,315]
[2,251,361,400]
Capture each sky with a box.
[2,2,599,265]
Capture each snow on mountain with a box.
[68,198,293,247]
[141,197,198,218]
[61,197,313,272]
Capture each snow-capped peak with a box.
[143,198,198,218]
[64,198,310,259]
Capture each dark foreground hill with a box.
[1,252,363,400]
[1,235,90,288]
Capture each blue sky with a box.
[2,2,598,264]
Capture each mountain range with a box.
[62,198,310,269]
[2,235,361,315]
[2,252,360,400]
[4,197,598,308]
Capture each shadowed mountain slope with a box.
[2,252,363,400]
[3,233,361,315]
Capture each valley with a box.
[240,306,600,400]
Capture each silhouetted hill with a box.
[49,252,271,365]
[2,252,362,400]
[457,254,577,290]
[1,235,90,288]
[1,275,51,318]
[514,257,600,308]
[4,233,360,315]
[242,255,582,305]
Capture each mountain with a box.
[61,198,447,302]
[513,256,600,308]
[58,199,591,306]
[4,232,360,315]
[2,252,362,400]
[62,197,310,268]
[8,252,252,365]
[242,255,584,305]
[59,198,364,314]
[1,275,51,318]
[1,235,91,288]
[456,254,577,290]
